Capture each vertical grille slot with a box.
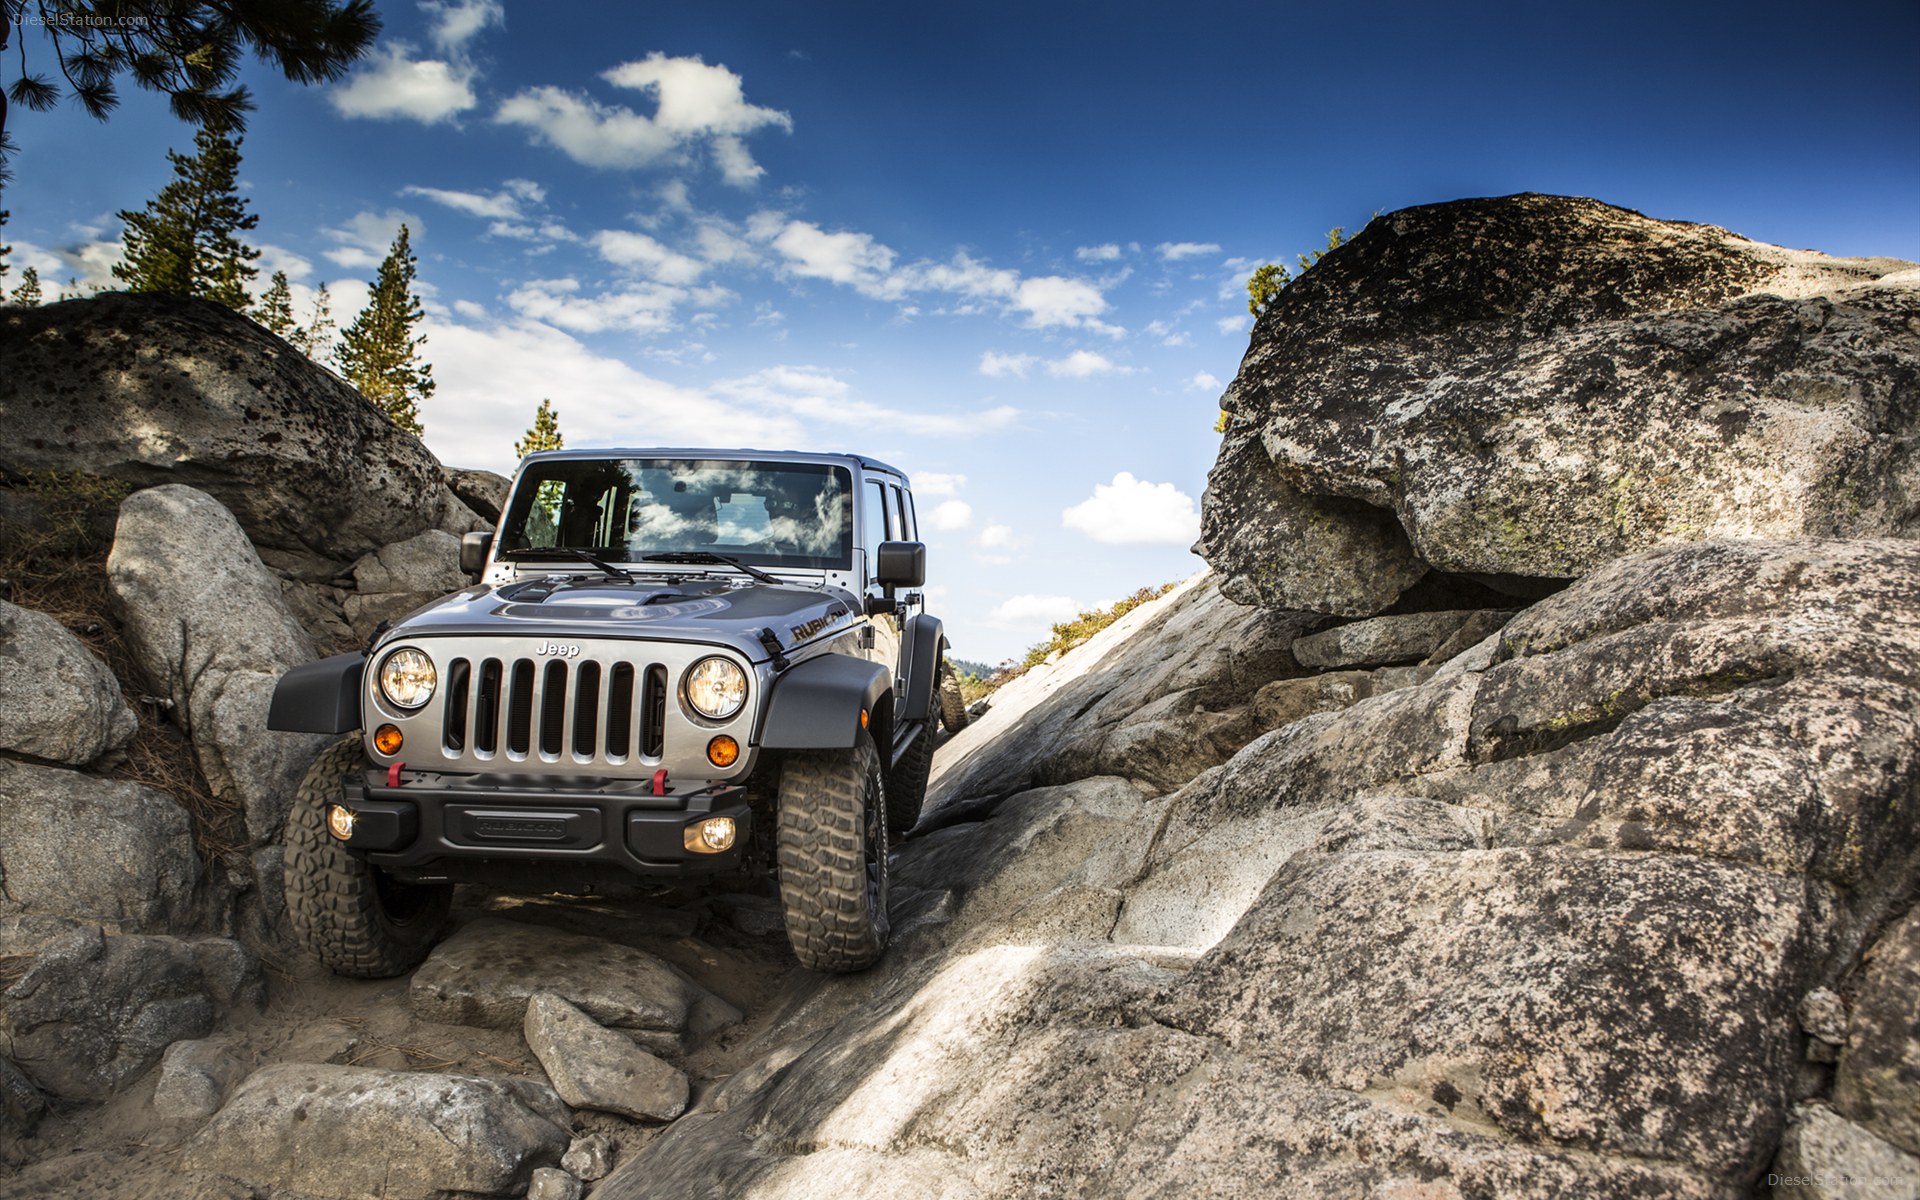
[474,659,502,753]
[642,665,668,759]
[573,661,602,759]
[507,660,535,754]
[540,661,569,757]
[443,658,472,751]
[606,663,636,761]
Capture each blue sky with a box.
[6,0,1917,662]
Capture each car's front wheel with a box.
[283,736,452,978]
[775,733,890,972]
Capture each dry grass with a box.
[2,470,246,863]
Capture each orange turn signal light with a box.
[707,735,740,768]
[373,724,404,755]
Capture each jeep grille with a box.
[370,637,752,779]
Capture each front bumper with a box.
[334,767,752,876]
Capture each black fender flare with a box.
[760,654,891,750]
[267,651,366,734]
[898,613,945,723]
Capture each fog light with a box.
[707,735,740,768]
[374,724,404,755]
[683,817,737,854]
[327,804,357,841]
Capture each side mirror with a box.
[460,530,494,577]
[875,541,925,590]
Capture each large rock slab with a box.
[0,760,202,946]
[929,572,1318,815]
[1771,1104,1920,1200]
[408,919,741,1055]
[599,537,1920,1197]
[0,292,478,580]
[1290,608,1484,668]
[108,484,329,843]
[0,599,137,765]
[183,1064,568,1200]
[342,528,469,641]
[524,992,688,1122]
[0,928,263,1100]
[1202,194,1920,608]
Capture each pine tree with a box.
[113,124,261,310]
[337,225,433,435]
[9,265,40,307]
[515,399,565,459]
[291,281,336,365]
[0,207,11,282]
[255,270,297,338]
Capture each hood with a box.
[380,574,860,663]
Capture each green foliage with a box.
[1245,262,1290,316]
[1000,582,1182,682]
[1245,225,1356,318]
[253,269,296,338]
[9,264,40,306]
[0,1,380,163]
[112,123,260,309]
[514,398,565,459]
[337,224,433,436]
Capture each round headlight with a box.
[684,656,748,720]
[378,647,437,710]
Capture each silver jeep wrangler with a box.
[268,449,946,975]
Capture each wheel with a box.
[776,732,890,972]
[937,659,970,733]
[283,736,452,978]
[885,721,933,838]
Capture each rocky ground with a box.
[4,197,1919,1198]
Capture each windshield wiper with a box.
[642,551,782,586]
[501,546,632,581]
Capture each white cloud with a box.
[1075,243,1123,262]
[1013,275,1109,329]
[1157,241,1221,262]
[593,230,706,285]
[1188,370,1223,392]
[713,367,1018,438]
[423,0,503,53]
[914,472,966,497]
[322,209,424,269]
[419,315,802,474]
[978,524,1014,548]
[497,54,791,185]
[1047,350,1123,378]
[979,351,1037,378]
[925,500,974,531]
[402,184,525,220]
[764,220,898,293]
[1061,472,1201,545]
[1217,314,1251,336]
[989,594,1080,628]
[256,243,314,282]
[505,278,697,335]
[331,44,477,123]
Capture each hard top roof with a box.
[517,447,909,482]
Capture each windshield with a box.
[499,458,855,571]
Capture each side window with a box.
[902,489,918,541]
[889,485,914,541]
[863,480,889,574]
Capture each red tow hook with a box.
[387,762,406,787]
[651,768,669,796]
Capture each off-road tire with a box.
[284,736,452,978]
[776,732,890,972]
[937,659,970,733]
[884,723,933,838]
